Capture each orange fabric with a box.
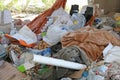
[5,34,36,48]
[27,0,67,34]
[19,40,36,48]
[61,27,120,61]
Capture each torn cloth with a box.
[61,26,120,61]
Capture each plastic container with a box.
[70,13,86,30]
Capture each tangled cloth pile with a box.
[61,26,120,61]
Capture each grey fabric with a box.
[54,45,91,79]
[56,46,91,66]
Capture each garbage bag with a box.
[104,46,120,63]
[50,7,73,26]
[43,24,69,46]
[41,7,73,32]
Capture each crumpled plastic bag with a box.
[104,46,120,63]
[41,7,73,32]
[50,7,73,26]
[43,7,74,46]
[27,0,67,34]
[43,24,69,46]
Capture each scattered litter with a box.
[0,0,120,80]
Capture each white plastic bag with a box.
[104,46,120,63]
[43,24,69,46]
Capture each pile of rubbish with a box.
[0,0,120,80]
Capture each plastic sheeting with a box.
[0,61,26,80]
[43,24,69,46]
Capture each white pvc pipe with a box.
[33,54,86,70]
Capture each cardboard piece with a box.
[0,61,26,80]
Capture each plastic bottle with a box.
[70,13,86,30]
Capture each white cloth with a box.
[104,46,120,63]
